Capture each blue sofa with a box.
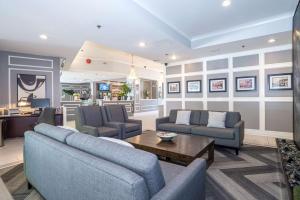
[24,123,206,200]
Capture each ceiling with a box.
[0,0,298,67]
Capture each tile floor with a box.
[0,111,278,169]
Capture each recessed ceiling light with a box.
[268,38,276,43]
[39,34,48,40]
[171,55,177,60]
[222,0,231,7]
[139,42,146,47]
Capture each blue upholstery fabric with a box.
[191,126,235,139]
[169,110,178,123]
[125,123,141,132]
[66,133,165,197]
[157,123,196,133]
[105,105,126,122]
[152,159,206,200]
[225,112,241,128]
[81,106,103,127]
[190,110,201,125]
[199,110,209,126]
[34,123,74,143]
[24,131,149,200]
[98,127,119,137]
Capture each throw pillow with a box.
[175,110,191,125]
[99,137,135,148]
[207,111,226,128]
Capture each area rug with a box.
[0,145,288,200]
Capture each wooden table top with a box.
[126,130,214,158]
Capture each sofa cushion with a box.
[169,110,178,123]
[199,110,209,126]
[34,123,74,143]
[100,137,134,148]
[81,106,103,127]
[106,105,125,122]
[98,127,119,137]
[226,112,241,128]
[190,110,201,125]
[66,133,165,197]
[157,123,195,133]
[207,111,226,128]
[125,123,140,132]
[159,161,185,184]
[191,126,235,139]
[175,110,191,125]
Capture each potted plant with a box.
[120,83,132,100]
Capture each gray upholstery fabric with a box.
[66,133,165,197]
[37,108,56,125]
[81,106,103,127]
[225,112,241,128]
[199,110,208,126]
[159,161,185,183]
[105,105,126,122]
[190,110,201,125]
[191,126,235,139]
[125,123,141,132]
[169,110,178,123]
[152,159,206,200]
[157,123,195,133]
[98,127,119,137]
[34,123,74,143]
[24,131,149,200]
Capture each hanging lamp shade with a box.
[128,54,137,80]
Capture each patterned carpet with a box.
[0,145,288,200]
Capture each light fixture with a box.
[268,38,276,43]
[139,42,146,47]
[171,55,177,60]
[39,34,48,40]
[222,0,231,7]
[128,54,137,80]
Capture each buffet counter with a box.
[99,100,134,116]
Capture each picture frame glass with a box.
[236,77,256,91]
[210,79,226,92]
[168,82,180,93]
[187,81,201,93]
[269,74,292,90]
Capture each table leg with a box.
[206,142,214,168]
[0,119,4,147]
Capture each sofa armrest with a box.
[234,120,245,146]
[126,119,142,125]
[104,122,125,129]
[80,125,98,137]
[156,117,170,130]
[151,159,206,200]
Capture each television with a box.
[99,83,110,92]
[293,1,300,148]
[31,98,50,108]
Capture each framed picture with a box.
[167,81,180,94]
[209,78,227,92]
[17,74,46,102]
[236,76,256,92]
[187,80,201,93]
[268,73,293,90]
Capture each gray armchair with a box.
[103,105,142,139]
[75,106,121,138]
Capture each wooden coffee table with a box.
[126,130,214,168]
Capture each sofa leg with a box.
[235,148,239,156]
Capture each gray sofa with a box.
[75,106,122,138]
[24,123,206,200]
[103,105,142,139]
[156,109,244,155]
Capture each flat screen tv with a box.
[99,83,110,92]
[293,1,300,148]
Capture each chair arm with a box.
[126,119,142,125]
[80,125,98,137]
[151,159,206,200]
[234,120,245,146]
[156,117,169,131]
[104,122,125,129]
